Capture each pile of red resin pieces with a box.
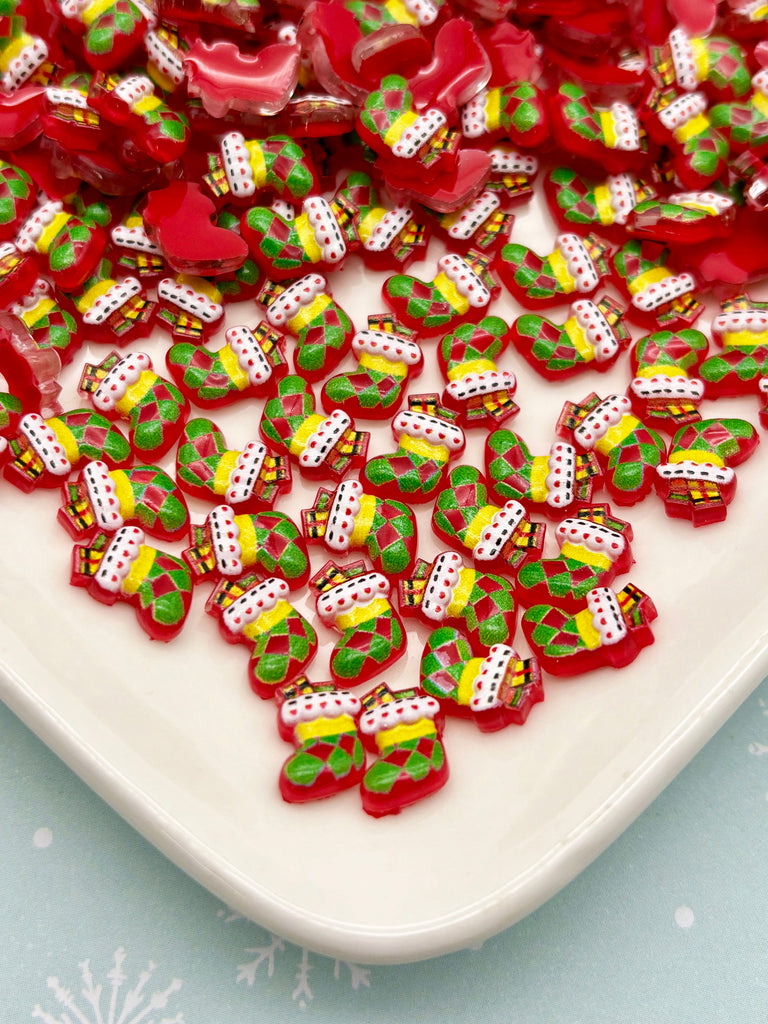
[1,0,768,816]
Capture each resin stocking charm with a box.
[78,350,189,461]
[175,418,291,513]
[432,465,545,575]
[207,575,318,698]
[258,273,355,382]
[202,131,319,204]
[302,479,418,577]
[628,328,708,429]
[511,296,629,381]
[309,560,407,687]
[549,82,652,173]
[655,417,759,526]
[361,393,465,504]
[699,294,768,397]
[4,408,131,492]
[522,582,657,676]
[70,526,194,643]
[640,88,729,189]
[485,429,602,516]
[166,322,288,409]
[358,682,447,818]
[58,460,190,542]
[515,504,634,612]
[241,185,359,281]
[260,374,369,481]
[321,316,422,420]
[556,393,667,505]
[438,316,519,429]
[544,167,657,236]
[383,249,499,336]
[460,81,549,148]
[419,627,543,731]
[276,678,365,802]
[183,505,310,589]
[611,238,702,331]
[496,232,612,309]
[398,550,517,651]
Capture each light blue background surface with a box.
[2,674,767,1023]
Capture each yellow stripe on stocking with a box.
[564,317,596,362]
[213,450,240,495]
[350,493,377,547]
[399,434,450,462]
[530,456,549,502]
[37,211,71,254]
[289,414,326,457]
[294,213,323,264]
[115,371,157,415]
[690,38,710,79]
[433,272,469,314]
[593,184,616,225]
[111,470,135,520]
[674,113,709,143]
[287,293,331,333]
[377,718,436,750]
[463,504,497,550]
[384,110,418,147]
[244,140,267,188]
[573,607,603,649]
[121,545,157,595]
[628,266,669,296]
[447,358,496,381]
[548,249,576,293]
[359,352,409,378]
[446,566,476,617]
[457,658,484,706]
[336,597,391,631]
[668,448,724,467]
[218,343,250,390]
[242,599,294,641]
[595,415,639,456]
[559,541,612,570]
[48,417,80,466]
[296,714,357,743]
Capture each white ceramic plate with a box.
[2,189,767,965]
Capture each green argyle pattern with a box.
[126,379,186,457]
[321,365,405,415]
[329,609,406,683]
[516,556,608,607]
[362,734,445,795]
[166,342,242,405]
[282,731,365,793]
[522,602,587,660]
[85,1,146,59]
[294,302,354,380]
[604,427,666,499]
[124,466,189,536]
[134,550,193,635]
[699,348,768,394]
[500,82,547,143]
[513,313,587,376]
[249,613,318,693]
[384,274,460,331]
[363,498,416,575]
[363,449,447,501]
[248,512,309,585]
[419,627,472,703]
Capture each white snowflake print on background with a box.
[219,908,370,1007]
[31,947,185,1024]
